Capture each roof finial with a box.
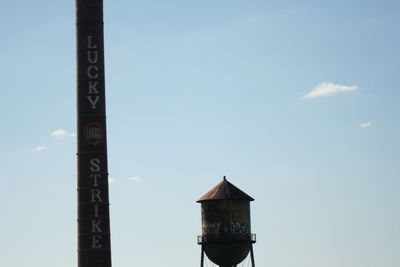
[223,176,227,181]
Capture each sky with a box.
[0,0,399,266]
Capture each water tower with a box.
[197,177,256,267]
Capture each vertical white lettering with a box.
[91,220,103,233]
[87,96,100,109]
[90,174,101,186]
[86,34,105,251]
[89,159,101,172]
[94,205,99,218]
[87,35,97,49]
[90,189,103,202]
[91,235,102,248]
[87,51,98,64]
[88,81,99,94]
[87,66,98,79]
[91,189,103,202]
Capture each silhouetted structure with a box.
[197,177,256,267]
[76,1,112,267]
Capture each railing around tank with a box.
[198,233,256,244]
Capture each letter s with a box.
[90,159,101,172]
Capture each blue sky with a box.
[0,1,399,266]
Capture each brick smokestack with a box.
[76,1,112,266]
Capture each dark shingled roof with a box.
[197,176,254,202]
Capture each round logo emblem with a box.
[84,122,104,145]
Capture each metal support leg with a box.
[250,244,255,267]
[200,245,204,267]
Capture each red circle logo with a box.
[84,122,104,145]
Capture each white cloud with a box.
[34,146,48,151]
[51,129,76,138]
[303,82,360,99]
[108,177,115,183]
[51,129,67,136]
[360,122,372,128]
[129,176,142,182]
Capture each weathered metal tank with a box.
[197,177,256,267]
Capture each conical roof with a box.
[197,176,254,202]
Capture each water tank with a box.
[197,177,255,267]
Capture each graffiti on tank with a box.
[230,220,250,235]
